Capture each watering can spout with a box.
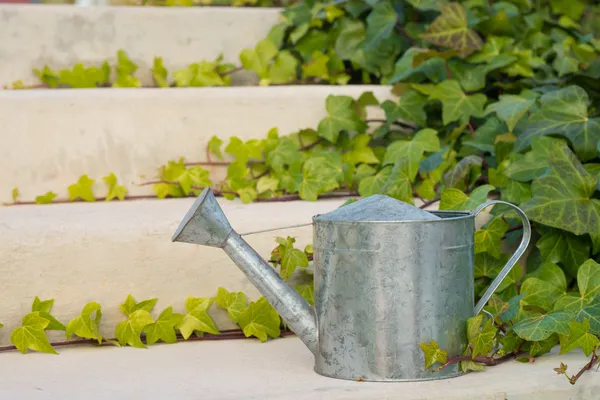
[171,188,318,354]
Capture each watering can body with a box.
[172,189,530,382]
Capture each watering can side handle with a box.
[472,200,532,316]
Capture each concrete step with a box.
[0,196,351,346]
[0,337,596,399]
[0,85,394,204]
[0,4,282,87]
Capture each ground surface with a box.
[0,336,597,399]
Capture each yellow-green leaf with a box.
[419,340,448,370]
[237,297,280,342]
[559,318,599,357]
[103,173,128,201]
[65,302,103,343]
[143,307,184,345]
[68,174,96,202]
[115,310,155,348]
[35,191,57,204]
[119,294,158,316]
[429,80,487,125]
[11,312,58,355]
[215,287,248,323]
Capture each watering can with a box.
[171,188,531,382]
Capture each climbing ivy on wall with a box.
[4,0,600,385]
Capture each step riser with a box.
[0,86,394,204]
[0,5,282,87]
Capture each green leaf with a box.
[485,93,538,132]
[383,128,440,179]
[11,312,58,355]
[513,312,572,341]
[240,38,278,78]
[208,136,224,160]
[35,191,57,204]
[406,0,438,11]
[358,166,392,197]
[237,297,281,342]
[295,283,314,306]
[65,302,103,343]
[68,174,95,202]
[342,134,380,165]
[365,1,398,50]
[467,315,498,358]
[439,184,494,211]
[31,297,65,331]
[119,295,158,316]
[256,176,280,195]
[115,310,155,348]
[504,137,556,182]
[536,229,589,278]
[143,307,184,345]
[299,154,342,201]
[58,62,110,88]
[528,334,560,357]
[275,236,310,280]
[268,51,298,84]
[317,95,367,143]
[419,340,448,370]
[429,80,487,125]
[420,2,483,58]
[151,57,169,88]
[266,137,301,174]
[525,262,567,293]
[520,277,565,311]
[177,302,220,339]
[517,86,600,161]
[215,287,248,323]
[474,217,509,258]
[11,188,19,202]
[384,91,428,127]
[380,158,414,203]
[450,55,517,92]
[577,259,600,300]
[559,319,599,357]
[520,140,600,237]
[102,173,128,201]
[500,293,526,323]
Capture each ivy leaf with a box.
[577,259,600,300]
[517,86,600,162]
[177,299,220,340]
[365,0,399,50]
[485,93,538,132]
[237,297,281,342]
[256,176,280,195]
[513,312,572,341]
[266,137,302,173]
[420,2,483,58]
[429,80,487,125]
[11,188,19,202]
[406,0,438,11]
[208,136,224,160]
[103,173,127,201]
[419,340,448,370]
[58,62,110,88]
[68,174,95,202]
[503,136,556,182]
[525,262,567,293]
[268,51,299,84]
[299,154,342,201]
[383,91,427,127]
[31,297,65,331]
[474,217,509,258]
[520,140,600,237]
[240,38,278,78]
[439,184,494,211]
[151,57,169,88]
[119,295,158,316]
[358,166,392,197]
[383,128,440,179]
[527,334,560,357]
[113,50,141,88]
[143,307,184,345]
[467,315,498,358]
[500,293,526,323]
[342,134,380,165]
[35,191,57,204]
[554,296,600,335]
[381,158,414,203]
[295,283,315,306]
[450,55,517,92]
[274,236,309,280]
[520,277,565,311]
[215,287,248,323]
[115,310,155,348]
[317,95,367,143]
[536,228,589,278]
[65,302,103,343]
[559,319,600,357]
[11,312,58,355]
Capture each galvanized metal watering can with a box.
[172,188,531,382]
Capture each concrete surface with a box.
[0,336,597,399]
[0,4,281,87]
[0,86,394,203]
[0,196,351,347]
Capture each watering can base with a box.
[312,366,467,382]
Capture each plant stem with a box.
[419,198,440,209]
[433,351,526,373]
[365,119,417,131]
[4,194,162,207]
[221,66,244,76]
[395,22,417,45]
[569,350,599,384]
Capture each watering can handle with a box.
[472,200,532,316]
